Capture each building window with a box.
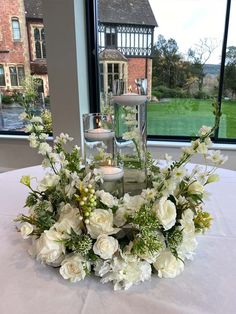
[12,18,21,41]
[0,65,6,86]
[9,66,25,86]
[34,27,46,59]
[107,63,119,92]
[105,27,117,48]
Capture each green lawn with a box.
[147,98,236,139]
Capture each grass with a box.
[147,98,236,139]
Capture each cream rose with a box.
[179,209,195,235]
[33,230,65,264]
[59,254,90,282]
[153,249,184,278]
[20,222,34,239]
[114,207,127,227]
[54,204,81,235]
[38,173,60,192]
[87,208,119,239]
[177,235,198,260]
[187,181,204,195]
[93,234,119,259]
[153,197,176,230]
[96,190,118,207]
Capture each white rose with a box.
[113,207,127,227]
[153,249,184,278]
[153,197,176,231]
[96,190,118,207]
[32,230,65,264]
[20,222,34,239]
[31,116,43,123]
[38,173,60,192]
[177,235,198,260]
[188,181,204,195]
[54,204,82,235]
[86,208,119,239]
[59,254,90,282]
[179,209,195,235]
[123,194,145,211]
[93,234,119,259]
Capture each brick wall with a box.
[127,57,152,98]
[0,0,29,91]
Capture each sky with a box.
[149,0,235,64]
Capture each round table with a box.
[0,165,236,314]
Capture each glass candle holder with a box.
[113,93,147,195]
[83,113,114,165]
[98,163,124,198]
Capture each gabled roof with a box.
[99,49,128,61]
[24,0,157,27]
[24,0,43,19]
[98,0,157,26]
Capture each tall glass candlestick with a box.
[83,113,114,165]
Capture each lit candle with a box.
[84,128,115,141]
[99,166,124,182]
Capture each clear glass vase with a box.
[83,113,114,165]
[113,94,147,195]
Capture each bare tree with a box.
[188,38,219,92]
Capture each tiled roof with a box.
[98,0,157,26]
[99,49,128,61]
[24,0,157,26]
[24,0,43,19]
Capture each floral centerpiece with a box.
[15,101,227,290]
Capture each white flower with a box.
[20,222,34,239]
[94,259,110,277]
[38,142,52,156]
[25,124,33,133]
[153,249,184,278]
[123,194,145,211]
[38,173,60,192]
[31,229,65,264]
[141,188,157,201]
[59,254,90,282]
[93,234,119,259]
[187,181,204,195]
[28,133,39,148]
[96,190,118,207]
[100,254,152,290]
[206,173,220,184]
[113,207,127,227]
[207,150,228,165]
[54,204,82,235]
[153,197,176,231]
[34,124,44,132]
[86,208,119,239]
[179,209,195,235]
[177,235,198,260]
[199,125,212,136]
[31,116,43,123]
[173,167,186,180]
[19,112,27,121]
[196,142,208,154]
[55,133,73,145]
[182,146,194,155]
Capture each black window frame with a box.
[34,27,46,59]
[86,0,235,144]
[9,65,25,87]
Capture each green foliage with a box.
[33,201,56,232]
[64,229,93,257]
[166,228,183,256]
[1,95,14,104]
[194,210,213,233]
[25,193,38,207]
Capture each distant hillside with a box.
[203,64,221,75]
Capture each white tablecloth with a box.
[0,165,236,314]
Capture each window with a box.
[0,65,5,86]
[34,27,46,59]
[9,66,25,86]
[12,18,21,41]
[105,27,117,48]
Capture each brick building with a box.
[0,0,157,98]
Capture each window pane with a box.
[18,66,25,86]
[220,0,236,139]
[35,41,42,58]
[12,19,21,40]
[10,67,18,86]
[0,65,6,86]
[34,28,40,40]
[42,41,46,58]
[108,64,112,73]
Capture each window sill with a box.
[147,140,236,151]
[0,134,53,141]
